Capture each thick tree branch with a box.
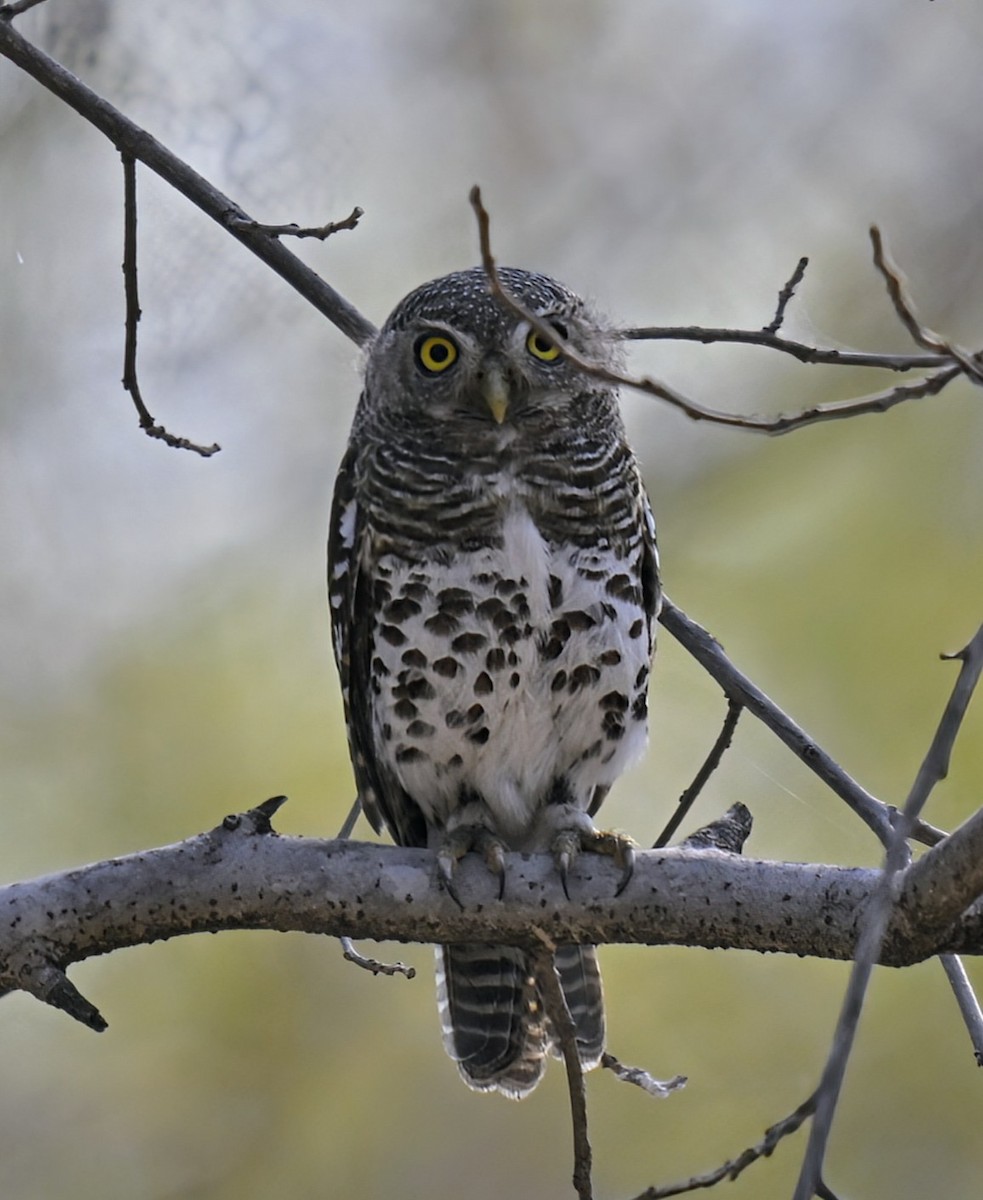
[4,802,983,1030]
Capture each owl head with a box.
[361,267,621,433]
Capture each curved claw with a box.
[436,823,508,905]
[551,828,580,901]
[614,840,635,896]
[557,852,573,902]
[437,849,466,909]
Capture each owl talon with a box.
[552,829,581,901]
[614,840,635,896]
[436,824,508,904]
[550,826,636,898]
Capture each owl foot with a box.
[552,827,636,900]
[436,824,507,907]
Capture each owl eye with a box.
[526,325,565,362]
[415,334,459,374]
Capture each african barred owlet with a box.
[328,267,660,1098]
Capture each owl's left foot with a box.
[552,826,636,900]
[436,824,507,906]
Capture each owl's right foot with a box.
[551,822,636,900]
[436,824,507,906]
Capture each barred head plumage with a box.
[359,266,624,432]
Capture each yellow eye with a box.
[415,334,459,374]
[526,328,563,362]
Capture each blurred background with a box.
[2,2,983,1197]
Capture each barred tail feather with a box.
[551,944,605,1069]
[435,943,605,1098]
[436,944,549,1099]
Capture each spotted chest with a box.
[367,508,652,846]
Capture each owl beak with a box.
[481,364,510,424]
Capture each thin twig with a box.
[601,1053,686,1098]
[939,954,983,1066]
[654,700,742,848]
[763,255,809,335]
[530,928,593,1200]
[470,187,968,436]
[659,598,916,848]
[120,154,220,457]
[334,797,417,977]
[339,938,416,978]
[794,626,983,1200]
[336,797,362,840]
[228,206,364,240]
[870,226,983,385]
[620,325,943,372]
[635,1092,816,1198]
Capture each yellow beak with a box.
[481,364,510,424]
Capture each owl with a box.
[328,266,660,1098]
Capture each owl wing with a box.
[328,440,427,848]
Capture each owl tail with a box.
[436,943,604,1099]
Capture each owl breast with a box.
[369,500,651,849]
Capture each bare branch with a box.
[634,1092,816,1198]
[660,598,907,847]
[470,187,969,436]
[4,812,983,1031]
[939,954,983,1066]
[531,930,593,1200]
[600,1053,686,1099]
[870,225,983,384]
[903,805,983,944]
[120,154,220,456]
[763,255,809,335]
[794,625,983,1199]
[228,206,364,240]
[620,324,943,372]
[339,938,416,979]
[654,700,742,847]
[332,798,415,977]
[0,18,377,348]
